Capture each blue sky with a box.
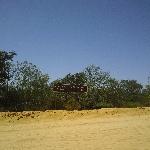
[0,0,150,85]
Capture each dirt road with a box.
[0,108,150,150]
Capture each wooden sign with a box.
[53,83,88,93]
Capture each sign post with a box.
[52,83,88,93]
[52,83,88,109]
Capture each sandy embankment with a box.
[0,108,150,150]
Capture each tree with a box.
[144,85,150,98]
[120,80,143,102]
[143,76,150,98]
[0,50,16,97]
[84,64,110,88]
[142,84,150,106]
[10,61,50,109]
[61,72,87,85]
[83,65,111,108]
[102,78,122,107]
[51,72,87,110]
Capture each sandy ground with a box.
[0,108,150,150]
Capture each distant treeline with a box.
[0,50,150,111]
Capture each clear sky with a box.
[0,0,150,85]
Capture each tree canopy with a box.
[0,50,150,111]
[0,50,16,97]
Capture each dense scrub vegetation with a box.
[0,50,150,111]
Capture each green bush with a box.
[64,98,81,111]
